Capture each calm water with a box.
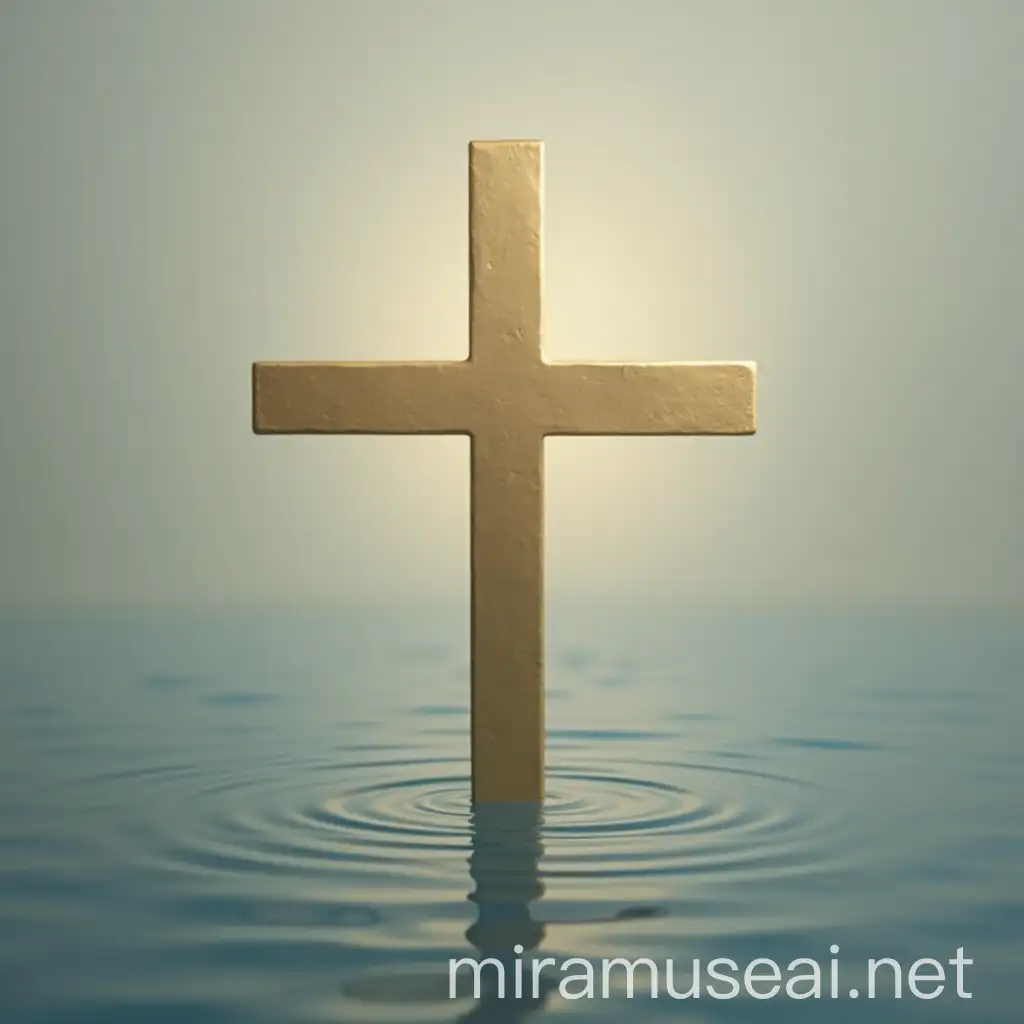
[0,603,1020,1022]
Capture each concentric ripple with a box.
[107,749,851,901]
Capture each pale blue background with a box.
[1,0,1021,612]
[0,3,1021,1023]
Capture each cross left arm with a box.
[252,361,475,434]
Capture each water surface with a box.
[1,603,1020,1021]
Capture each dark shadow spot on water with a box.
[413,704,467,716]
[713,749,757,760]
[773,736,885,751]
[595,674,629,688]
[201,690,280,707]
[613,904,667,921]
[548,728,674,741]
[538,903,668,924]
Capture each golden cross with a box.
[252,140,756,803]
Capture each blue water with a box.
[0,603,1020,1022]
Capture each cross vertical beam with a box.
[468,141,545,802]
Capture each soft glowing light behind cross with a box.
[252,140,756,802]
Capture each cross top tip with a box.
[470,138,543,149]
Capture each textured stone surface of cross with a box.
[253,140,756,802]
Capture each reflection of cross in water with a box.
[252,140,757,802]
[456,801,552,1022]
[455,801,667,1021]
[337,800,669,1018]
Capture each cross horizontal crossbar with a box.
[253,360,755,436]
